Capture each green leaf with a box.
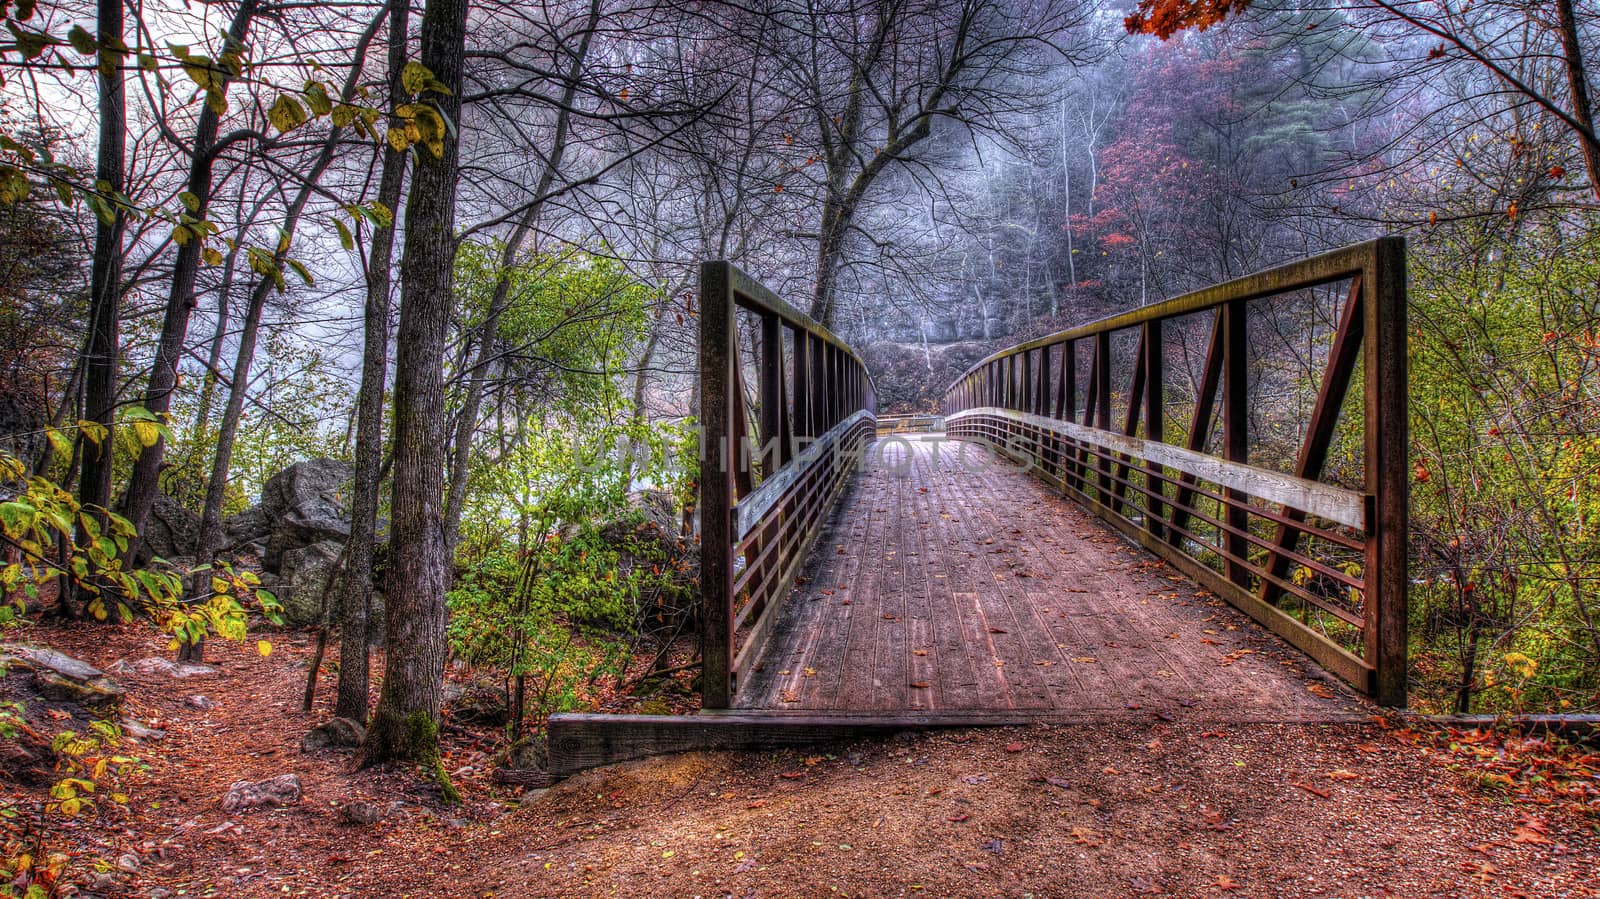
[44,426,71,458]
[267,94,308,133]
[333,218,354,251]
[76,419,108,446]
[131,420,161,448]
[8,21,53,61]
[67,24,95,55]
[285,258,314,287]
[304,80,333,116]
[179,190,200,212]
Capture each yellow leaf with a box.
[132,420,161,448]
[257,640,272,657]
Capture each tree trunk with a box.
[440,0,600,555]
[1555,0,1600,201]
[73,0,128,613]
[186,8,384,662]
[363,0,469,768]
[122,0,259,561]
[339,0,411,724]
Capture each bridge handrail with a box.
[699,261,877,708]
[942,238,1408,706]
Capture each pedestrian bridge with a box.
[547,239,1408,775]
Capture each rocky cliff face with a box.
[861,340,992,414]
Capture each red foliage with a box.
[1124,0,1253,40]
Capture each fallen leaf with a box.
[1216,874,1241,891]
[947,813,970,822]
[910,681,931,689]
[1004,742,1024,753]
[1294,782,1330,799]
[1511,823,1552,845]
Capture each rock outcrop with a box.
[258,459,355,570]
[143,495,201,562]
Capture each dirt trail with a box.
[6,623,1595,899]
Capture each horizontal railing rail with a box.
[700,261,876,708]
[942,238,1408,706]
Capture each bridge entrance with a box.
[546,240,1406,775]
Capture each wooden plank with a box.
[547,712,1028,777]
[1222,298,1250,586]
[946,408,1366,529]
[1055,480,1377,693]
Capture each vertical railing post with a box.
[811,335,826,433]
[1021,350,1033,415]
[1222,298,1250,587]
[1143,321,1165,539]
[1366,236,1409,707]
[698,261,735,709]
[792,327,811,449]
[1059,340,1076,489]
[1094,332,1112,503]
[759,313,785,473]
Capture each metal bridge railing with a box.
[943,238,1409,706]
[699,261,876,708]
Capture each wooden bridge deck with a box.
[734,436,1367,722]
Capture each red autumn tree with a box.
[1125,0,1253,40]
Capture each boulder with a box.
[2,643,123,713]
[221,773,302,813]
[142,495,200,561]
[498,735,548,773]
[33,670,121,710]
[223,504,271,548]
[275,539,344,626]
[259,459,354,571]
[110,657,217,679]
[446,681,508,727]
[301,717,365,752]
[337,799,388,826]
